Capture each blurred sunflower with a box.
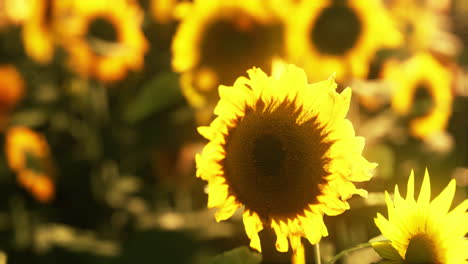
[388,0,443,52]
[0,0,31,27]
[0,65,24,129]
[150,0,192,24]
[374,169,468,263]
[285,0,401,82]
[383,52,453,139]
[61,0,148,82]
[150,0,176,24]
[196,65,376,253]
[172,0,285,124]
[21,0,69,64]
[5,127,55,202]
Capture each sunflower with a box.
[21,0,68,64]
[285,0,401,82]
[61,0,148,82]
[374,169,468,263]
[196,64,376,253]
[5,127,55,202]
[150,0,192,24]
[150,0,176,24]
[0,65,24,129]
[0,0,31,27]
[383,52,453,139]
[388,0,443,52]
[172,0,285,123]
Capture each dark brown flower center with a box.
[199,12,283,93]
[87,17,119,43]
[25,151,45,173]
[222,99,332,220]
[408,82,434,119]
[405,233,441,264]
[310,3,362,55]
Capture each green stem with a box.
[314,243,321,264]
[327,242,372,264]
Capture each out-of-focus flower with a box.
[0,0,31,27]
[172,0,285,124]
[21,0,71,64]
[16,170,54,203]
[196,65,376,253]
[150,0,176,24]
[5,127,55,202]
[383,52,453,139]
[0,65,24,129]
[61,0,148,82]
[285,0,401,82]
[0,251,5,264]
[373,169,468,263]
[388,0,446,52]
[150,0,192,24]
[427,0,452,14]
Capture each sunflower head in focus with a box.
[383,52,453,139]
[5,127,55,202]
[196,64,376,253]
[374,169,468,263]
[285,0,402,82]
[0,65,24,129]
[172,0,285,124]
[61,0,148,82]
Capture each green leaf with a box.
[371,242,403,262]
[123,72,182,123]
[210,246,262,264]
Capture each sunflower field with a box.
[0,0,467,263]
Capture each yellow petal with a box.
[303,211,328,244]
[271,220,289,252]
[406,170,415,201]
[197,126,214,140]
[417,169,431,207]
[214,196,239,222]
[430,179,455,216]
[207,181,229,208]
[243,211,263,252]
[289,234,302,252]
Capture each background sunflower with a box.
[285,0,402,82]
[172,0,286,124]
[60,0,148,82]
[0,0,466,263]
[383,52,453,140]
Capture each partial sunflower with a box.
[388,0,445,52]
[61,0,148,82]
[0,65,24,130]
[21,0,70,64]
[5,127,55,202]
[196,64,376,253]
[383,52,453,139]
[150,0,192,24]
[373,169,468,264]
[172,0,285,124]
[285,0,401,82]
[0,0,31,27]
